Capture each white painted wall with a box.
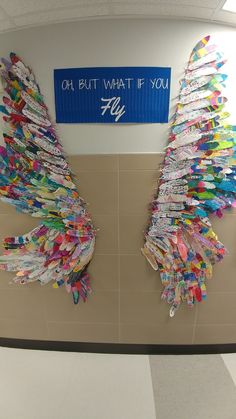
[0,18,236,154]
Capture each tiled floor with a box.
[0,348,236,418]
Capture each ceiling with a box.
[0,0,235,33]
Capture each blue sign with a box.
[54,67,171,123]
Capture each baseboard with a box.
[0,338,236,354]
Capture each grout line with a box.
[117,155,121,343]
[196,322,236,326]
[40,292,50,341]
[95,253,140,255]
[73,170,162,174]
[118,169,160,173]
[191,304,198,344]
[94,253,120,256]
[147,355,159,419]
[45,320,51,341]
[68,152,165,156]
[221,354,236,388]
[46,321,119,325]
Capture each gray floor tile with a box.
[0,348,156,419]
[149,355,236,419]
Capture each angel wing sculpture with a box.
[0,53,96,304]
[142,36,236,317]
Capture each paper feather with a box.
[142,36,236,317]
[0,53,96,304]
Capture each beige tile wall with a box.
[0,154,235,345]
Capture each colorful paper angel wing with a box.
[0,53,96,304]
[142,36,236,317]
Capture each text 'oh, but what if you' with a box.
[61,77,169,91]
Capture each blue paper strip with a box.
[54,67,171,124]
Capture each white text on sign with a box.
[101,97,126,122]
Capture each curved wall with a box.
[0,18,236,154]
[0,19,235,345]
